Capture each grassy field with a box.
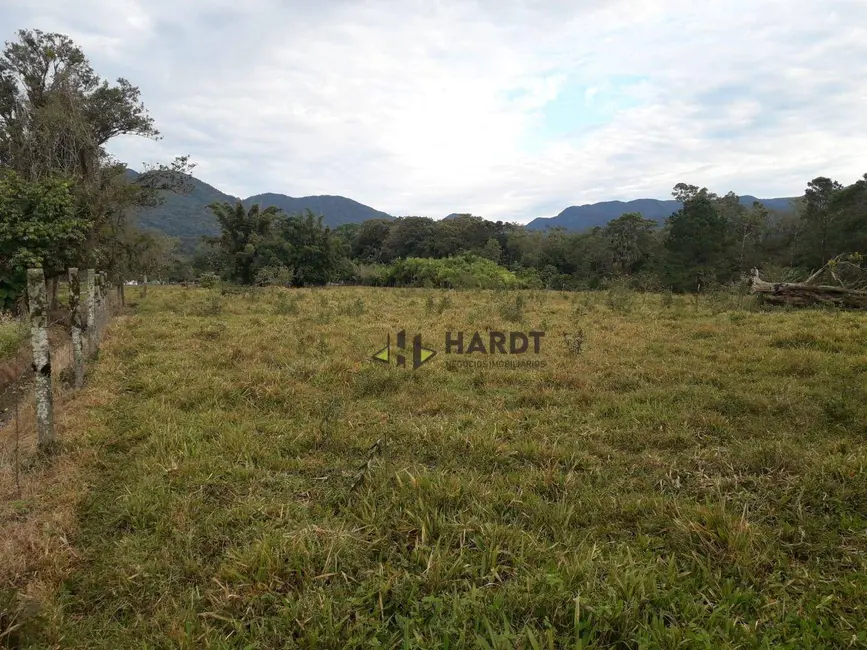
[4,285,867,648]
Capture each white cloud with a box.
[3,0,867,222]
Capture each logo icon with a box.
[372,330,437,370]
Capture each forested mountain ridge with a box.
[131,174,394,249]
[526,196,798,230]
[134,172,798,246]
[242,193,393,227]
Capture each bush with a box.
[199,272,220,289]
[382,254,519,289]
[604,277,637,313]
[255,265,293,287]
[0,312,26,361]
[351,263,389,287]
[515,267,544,290]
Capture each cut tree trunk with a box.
[750,270,867,309]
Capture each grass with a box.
[0,315,26,363]
[4,286,867,648]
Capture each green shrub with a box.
[382,255,519,290]
[199,272,220,289]
[0,313,26,361]
[255,265,293,287]
[605,278,636,313]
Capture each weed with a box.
[0,313,26,362]
[605,279,636,313]
[498,294,525,323]
[562,329,585,356]
[193,292,223,316]
[274,292,301,316]
[339,296,366,317]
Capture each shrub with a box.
[604,277,636,313]
[199,272,220,289]
[382,255,519,290]
[255,265,293,287]
[0,312,26,361]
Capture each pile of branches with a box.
[750,254,867,309]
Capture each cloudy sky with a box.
[3,0,866,222]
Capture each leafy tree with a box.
[603,212,658,275]
[351,218,392,262]
[207,201,282,285]
[803,176,844,265]
[0,28,193,297]
[380,216,436,261]
[830,174,867,256]
[732,201,770,272]
[431,215,495,257]
[479,237,503,264]
[663,184,734,291]
[0,170,88,308]
[277,209,344,286]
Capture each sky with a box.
[3,0,867,223]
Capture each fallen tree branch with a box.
[750,269,867,309]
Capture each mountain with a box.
[243,193,393,227]
[134,173,239,244]
[133,170,801,246]
[526,195,797,231]
[132,174,394,249]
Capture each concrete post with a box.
[81,269,95,356]
[26,268,55,448]
[68,268,85,388]
[94,272,104,345]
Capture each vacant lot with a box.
[5,286,867,648]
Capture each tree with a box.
[803,176,844,265]
[0,170,89,309]
[277,209,344,286]
[431,215,495,257]
[207,201,282,285]
[381,216,436,261]
[0,28,193,298]
[479,237,503,264]
[732,201,770,272]
[663,184,733,291]
[827,173,867,259]
[603,212,658,275]
[351,218,392,262]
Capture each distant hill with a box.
[526,196,797,231]
[131,173,394,250]
[243,193,393,227]
[131,170,801,247]
[133,173,239,246]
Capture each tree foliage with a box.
[206,202,344,287]
[0,169,88,307]
[0,28,193,302]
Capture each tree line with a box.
[192,176,867,292]
[0,29,190,310]
[2,28,864,302]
